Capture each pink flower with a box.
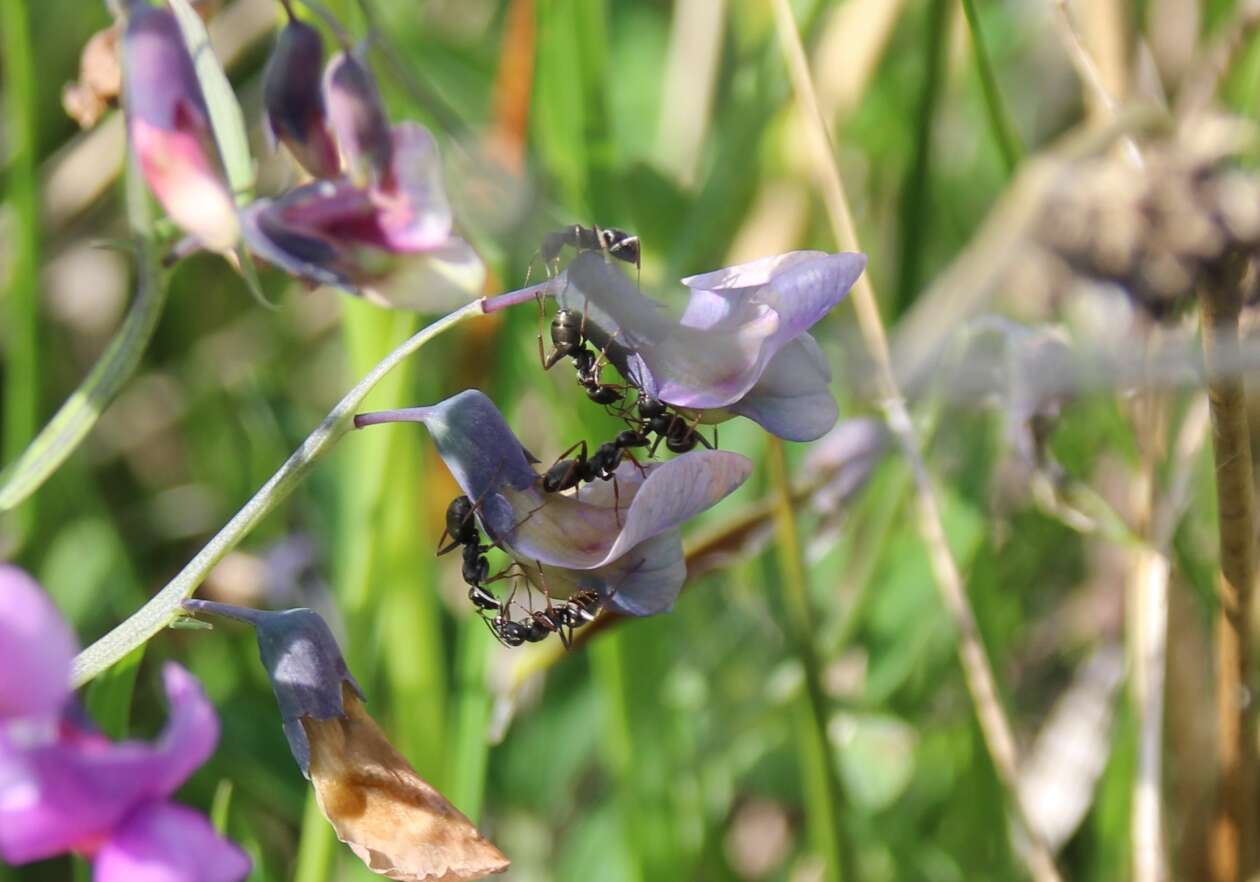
[0,565,249,882]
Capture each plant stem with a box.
[0,0,40,534]
[769,2,1061,879]
[0,159,165,513]
[767,438,851,882]
[958,0,1023,173]
[1199,262,1258,882]
[70,299,487,686]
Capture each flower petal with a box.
[355,390,538,539]
[360,238,486,313]
[263,18,340,179]
[499,450,750,569]
[560,251,865,413]
[305,688,510,881]
[0,664,218,864]
[323,51,393,188]
[727,335,839,441]
[94,801,250,882]
[181,602,363,776]
[375,123,453,250]
[0,566,76,722]
[123,6,237,251]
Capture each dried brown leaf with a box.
[303,689,510,882]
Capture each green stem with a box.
[959,0,1023,174]
[0,162,165,513]
[70,299,486,686]
[1,0,40,530]
[767,438,851,882]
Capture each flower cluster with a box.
[120,0,483,311]
[0,566,250,882]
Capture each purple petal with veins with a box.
[355,390,751,614]
[556,250,864,439]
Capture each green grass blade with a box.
[959,0,1023,174]
[84,644,146,740]
[1,0,40,534]
[446,615,493,820]
[0,166,166,513]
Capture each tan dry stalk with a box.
[1199,265,1258,882]
[768,2,1062,881]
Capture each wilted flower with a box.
[552,250,866,441]
[354,389,752,615]
[122,5,239,251]
[182,600,510,882]
[263,15,340,179]
[242,121,484,310]
[0,565,249,882]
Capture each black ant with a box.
[539,306,631,409]
[541,431,649,494]
[626,394,716,456]
[440,495,602,648]
[540,224,641,278]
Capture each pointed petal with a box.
[0,566,76,722]
[94,802,251,882]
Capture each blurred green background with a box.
[2,0,1252,879]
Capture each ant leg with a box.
[536,294,552,371]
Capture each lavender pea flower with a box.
[0,565,249,882]
[241,122,485,311]
[323,49,394,188]
[355,390,752,615]
[122,5,239,252]
[552,250,866,441]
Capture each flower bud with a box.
[323,50,393,188]
[122,6,239,251]
[263,19,340,179]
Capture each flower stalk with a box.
[1199,259,1258,882]
[767,438,852,882]
[0,157,166,513]
[71,298,487,687]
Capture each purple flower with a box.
[354,390,752,615]
[263,17,340,179]
[322,50,394,188]
[242,121,484,310]
[122,5,239,252]
[0,565,249,882]
[553,250,866,441]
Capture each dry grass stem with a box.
[1199,266,1258,882]
[769,1,1061,880]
